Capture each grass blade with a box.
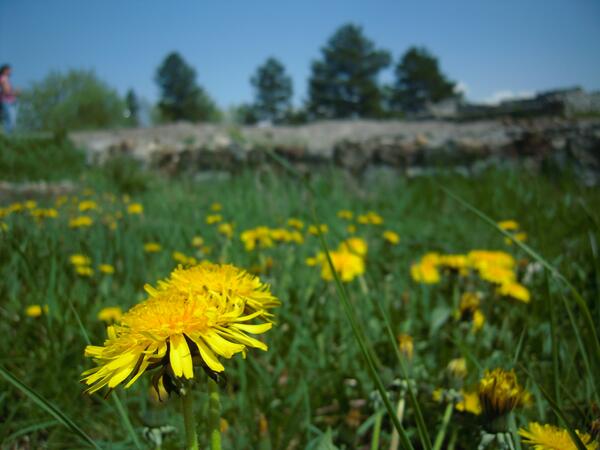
[313,216,416,450]
[67,300,143,449]
[0,366,101,449]
[361,274,432,449]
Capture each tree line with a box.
[17,23,458,132]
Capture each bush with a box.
[0,135,86,182]
[17,69,126,133]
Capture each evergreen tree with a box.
[251,57,293,123]
[392,46,457,113]
[125,88,139,126]
[307,24,390,119]
[155,52,219,122]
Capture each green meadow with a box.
[1,136,599,449]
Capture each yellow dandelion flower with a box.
[241,227,274,251]
[218,222,234,238]
[210,202,222,212]
[472,309,485,333]
[308,224,329,235]
[421,252,441,266]
[519,422,598,450]
[69,215,93,228]
[397,334,414,361]
[287,230,304,244]
[505,232,527,246]
[410,262,440,284]
[447,358,468,379]
[25,200,37,209]
[144,242,162,253]
[269,228,289,242]
[339,237,368,257]
[468,250,515,271]
[97,307,123,323]
[206,214,223,225]
[456,391,482,415]
[357,211,383,225]
[459,292,481,314]
[25,304,48,318]
[497,220,519,231]
[479,265,516,285]
[337,210,354,220]
[497,282,530,303]
[76,266,94,277]
[99,264,115,275]
[70,254,91,266]
[439,254,468,270]
[127,203,144,215]
[172,251,196,266]
[31,208,59,219]
[305,253,325,267]
[320,250,365,282]
[347,224,357,234]
[287,218,304,230]
[478,368,530,418]
[192,236,205,247]
[79,200,98,211]
[82,263,279,395]
[155,262,280,318]
[382,230,400,245]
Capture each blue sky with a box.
[1,0,599,108]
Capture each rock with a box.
[68,118,600,180]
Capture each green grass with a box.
[0,142,599,449]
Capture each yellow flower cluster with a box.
[498,219,527,246]
[357,211,384,225]
[410,252,441,284]
[307,237,367,282]
[410,249,531,303]
[240,226,303,251]
[82,262,279,396]
[69,253,114,277]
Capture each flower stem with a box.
[208,378,222,450]
[181,390,199,450]
[432,402,454,450]
[370,409,384,450]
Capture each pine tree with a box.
[155,52,219,122]
[392,47,457,113]
[307,24,390,119]
[251,57,293,124]
[125,89,139,126]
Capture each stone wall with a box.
[69,118,600,176]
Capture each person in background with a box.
[0,64,20,134]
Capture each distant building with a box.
[422,87,600,120]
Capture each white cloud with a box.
[482,89,535,105]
